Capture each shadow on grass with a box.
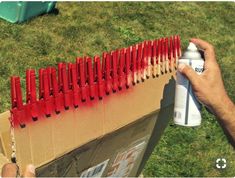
[137,75,176,176]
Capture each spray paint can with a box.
[174,42,204,127]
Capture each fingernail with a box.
[190,38,195,42]
[26,164,35,174]
[178,63,186,72]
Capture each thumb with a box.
[1,163,18,177]
[23,164,35,177]
[178,63,199,86]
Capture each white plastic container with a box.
[174,42,204,127]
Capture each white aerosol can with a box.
[174,42,204,127]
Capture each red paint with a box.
[26,69,38,120]
[161,38,165,63]
[137,43,143,81]
[153,40,157,64]
[94,56,104,99]
[78,57,87,102]
[68,63,73,90]
[143,41,148,70]
[173,35,177,59]
[102,52,107,79]
[111,51,118,92]
[39,68,44,99]
[141,41,148,77]
[118,48,126,90]
[46,67,53,95]
[58,63,63,92]
[157,39,161,64]
[62,63,72,109]
[105,53,112,94]
[51,67,63,114]
[10,77,17,109]
[10,36,182,128]
[42,69,54,117]
[86,57,96,100]
[169,36,173,62]
[125,47,131,87]
[10,77,26,128]
[177,35,181,57]
[165,38,169,60]
[70,64,80,108]
[131,45,137,81]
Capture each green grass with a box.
[0,2,234,176]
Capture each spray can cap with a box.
[181,42,202,60]
[187,42,198,51]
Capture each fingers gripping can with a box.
[174,42,204,127]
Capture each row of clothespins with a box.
[10,35,181,128]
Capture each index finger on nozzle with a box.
[190,38,216,61]
[190,38,212,50]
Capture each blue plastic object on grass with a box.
[0,2,56,23]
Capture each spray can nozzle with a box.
[187,42,198,51]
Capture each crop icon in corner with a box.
[216,158,226,169]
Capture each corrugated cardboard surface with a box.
[36,111,155,177]
[0,71,175,176]
[36,76,175,177]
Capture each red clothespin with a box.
[105,53,112,95]
[46,67,53,95]
[165,38,169,61]
[68,63,73,90]
[162,38,166,72]
[157,38,161,63]
[125,47,131,88]
[169,36,174,69]
[143,41,148,68]
[84,57,88,86]
[26,69,38,121]
[148,41,152,60]
[111,51,118,92]
[94,56,104,100]
[86,57,96,100]
[173,35,177,59]
[75,58,80,88]
[102,52,107,79]
[11,77,17,109]
[68,63,78,108]
[131,45,137,85]
[147,41,152,78]
[161,38,165,63]
[157,39,162,75]
[78,57,87,102]
[152,40,157,77]
[142,41,148,80]
[169,36,173,61]
[165,37,169,72]
[137,43,143,82]
[42,69,53,117]
[69,64,80,108]
[174,35,178,66]
[58,63,63,92]
[39,68,44,99]
[177,35,181,57]
[61,63,71,109]
[118,48,126,90]
[51,67,63,114]
[10,77,25,128]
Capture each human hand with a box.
[177,38,231,117]
[1,163,35,177]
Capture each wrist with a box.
[212,94,235,121]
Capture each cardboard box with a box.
[0,35,181,176]
[0,71,175,176]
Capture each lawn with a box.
[0,2,234,176]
